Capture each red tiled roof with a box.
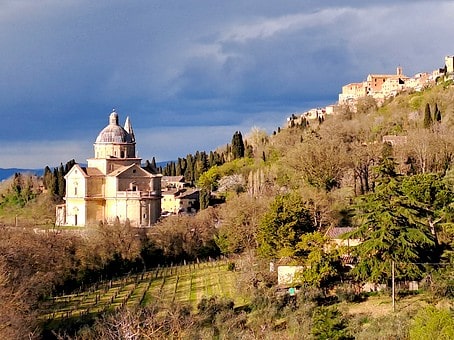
[325,227,356,239]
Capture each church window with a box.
[74,187,78,196]
[121,150,125,158]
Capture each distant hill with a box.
[0,168,44,182]
[0,162,171,182]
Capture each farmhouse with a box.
[55,110,162,227]
[161,188,200,215]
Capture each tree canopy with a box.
[257,192,315,258]
[346,171,437,282]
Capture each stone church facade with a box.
[56,110,161,227]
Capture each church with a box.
[56,110,162,227]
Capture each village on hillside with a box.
[286,55,454,127]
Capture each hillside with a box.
[0,168,43,182]
[1,81,454,339]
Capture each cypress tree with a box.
[53,168,59,196]
[43,166,52,190]
[57,163,65,198]
[423,103,433,128]
[64,159,76,174]
[209,151,215,167]
[185,154,194,183]
[177,158,183,176]
[231,131,245,160]
[199,188,210,209]
[434,103,442,122]
[196,151,209,178]
[176,158,182,176]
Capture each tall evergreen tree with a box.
[231,131,245,160]
[57,163,65,198]
[52,168,59,196]
[175,158,183,176]
[64,159,76,173]
[423,103,433,128]
[434,103,442,122]
[209,151,215,167]
[43,166,53,190]
[196,151,209,178]
[199,188,210,210]
[346,170,436,283]
[185,154,195,183]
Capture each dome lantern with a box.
[93,110,136,159]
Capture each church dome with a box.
[95,110,134,144]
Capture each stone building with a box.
[161,188,199,215]
[56,110,162,227]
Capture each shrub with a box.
[297,286,325,304]
[335,284,365,303]
[311,306,353,340]
[427,268,454,299]
[352,313,410,340]
[409,306,454,340]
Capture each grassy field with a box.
[40,259,243,323]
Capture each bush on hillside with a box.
[409,306,454,340]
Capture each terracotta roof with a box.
[179,189,199,199]
[162,176,185,183]
[162,188,180,196]
[84,167,104,177]
[325,227,356,239]
[107,164,133,177]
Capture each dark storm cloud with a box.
[0,0,452,167]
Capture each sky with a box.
[0,0,453,168]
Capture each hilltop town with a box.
[287,55,454,127]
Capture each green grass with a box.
[40,259,242,322]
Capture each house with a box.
[338,82,367,104]
[277,265,305,287]
[56,110,162,227]
[324,226,361,248]
[338,66,413,105]
[161,188,199,215]
[162,176,187,190]
[445,55,454,74]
